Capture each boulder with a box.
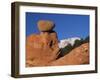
[37,20,55,32]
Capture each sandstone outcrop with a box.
[26,20,60,67]
[26,20,89,67]
[48,43,89,66]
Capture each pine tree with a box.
[60,44,72,57]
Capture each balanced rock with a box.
[26,20,89,67]
[37,20,55,32]
[26,27,60,67]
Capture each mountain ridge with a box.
[58,37,81,48]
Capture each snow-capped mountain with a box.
[58,37,81,48]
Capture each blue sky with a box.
[26,12,89,40]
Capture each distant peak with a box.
[59,37,81,48]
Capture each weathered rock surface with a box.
[26,20,89,67]
[37,20,55,32]
[48,43,89,66]
[26,31,60,67]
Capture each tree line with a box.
[58,36,89,58]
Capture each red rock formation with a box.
[26,20,89,67]
[26,31,60,67]
[48,43,89,66]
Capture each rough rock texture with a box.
[26,31,60,67]
[37,20,55,32]
[26,20,89,67]
[48,43,89,66]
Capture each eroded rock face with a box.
[26,31,60,67]
[48,43,89,66]
[26,20,89,67]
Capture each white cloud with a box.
[59,37,81,48]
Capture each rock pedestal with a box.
[26,20,60,67]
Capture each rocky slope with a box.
[48,43,89,66]
[26,38,89,67]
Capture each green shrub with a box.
[60,44,73,57]
[84,36,89,43]
[73,39,82,48]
